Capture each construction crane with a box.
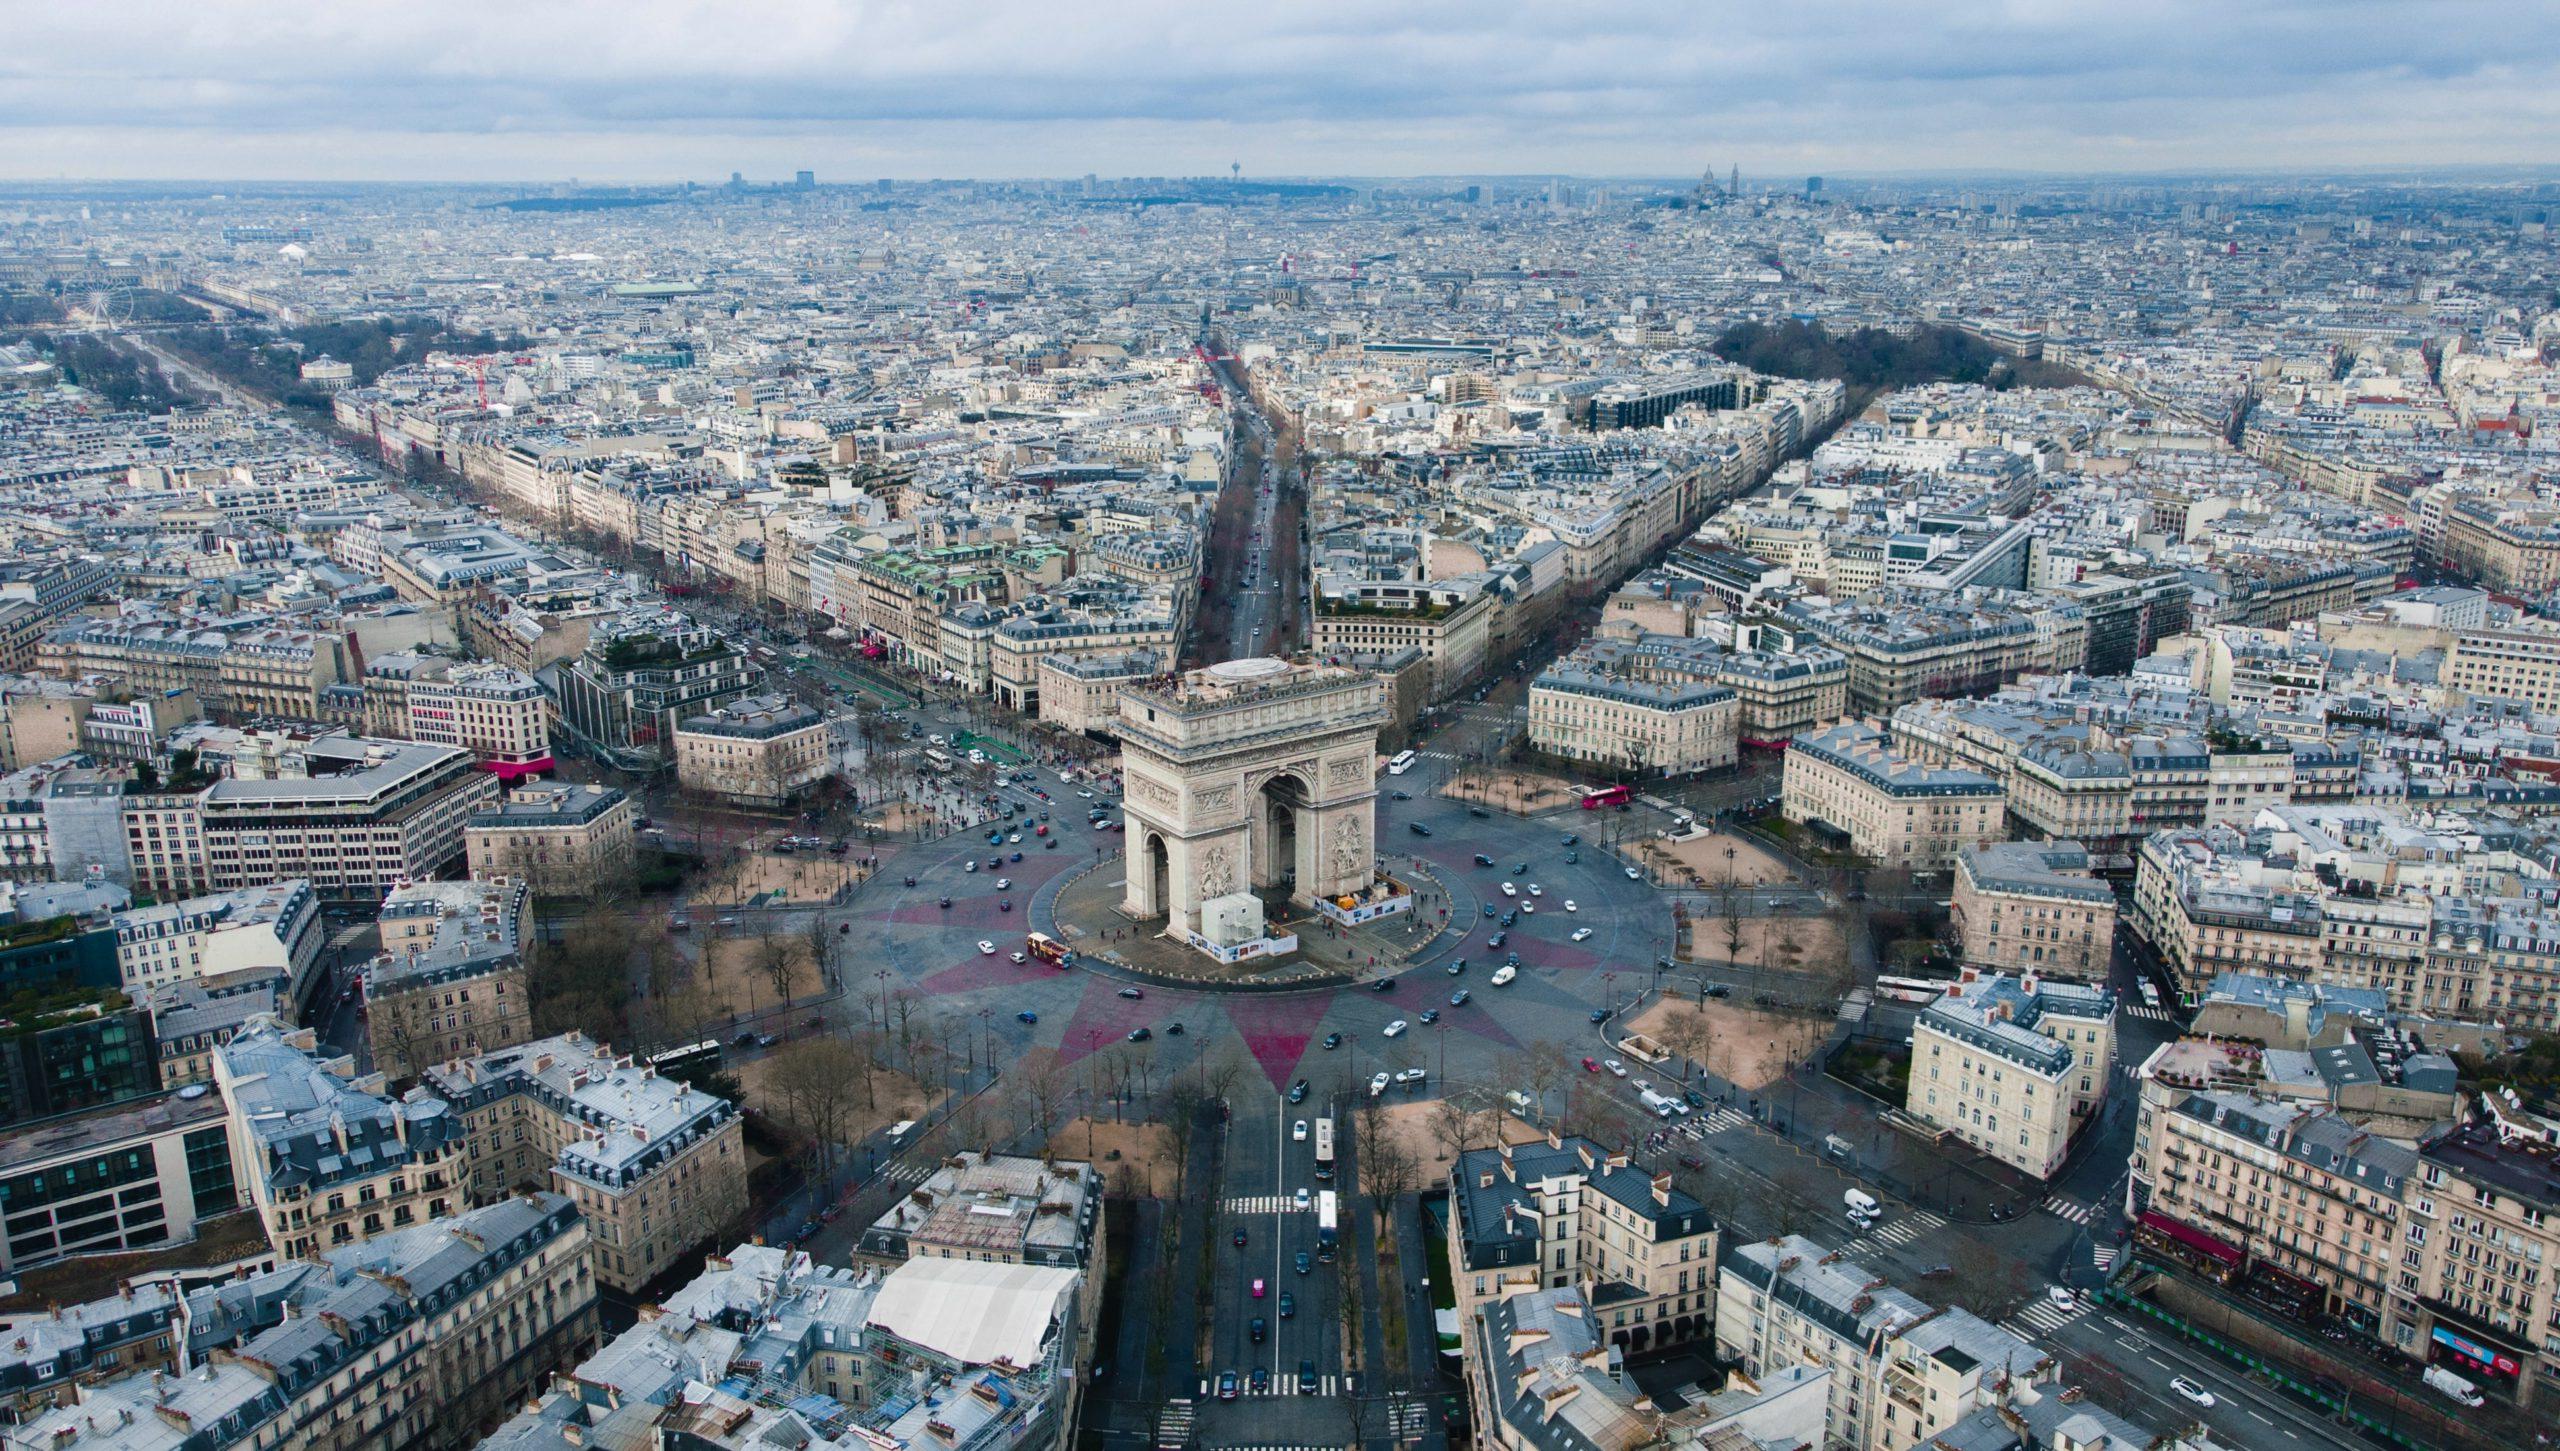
[468,358,491,411]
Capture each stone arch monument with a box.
[1113,658,1386,936]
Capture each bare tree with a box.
[1013,1050,1071,1155]
[766,1037,862,1191]
[754,921,795,1010]
[804,912,836,990]
[1161,1082,1207,1194]
[1659,1006,1716,1085]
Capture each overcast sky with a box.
[6,0,2556,183]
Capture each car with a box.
[1450,989,1470,1005]
[1446,959,1467,975]
[1571,927,1594,942]
[998,899,1012,912]
[1295,1252,1311,1275]
[1322,1031,1344,1049]
[734,1030,760,1046]
[1076,789,1094,798]
[1408,822,1432,836]
[1289,1080,1310,1103]
[965,860,980,873]
[1368,977,1396,992]
[1249,1316,1267,1344]
[1118,987,1143,999]
[938,896,952,908]
[1383,1020,1408,1038]
[1519,902,1535,915]
[1234,1227,1249,1247]
[1473,853,1496,866]
[1482,904,1497,918]
[1297,1360,1317,1394]
[1010,950,1028,964]
[1487,931,1507,949]
[1126,1027,1151,1042]
[1278,1291,1295,1319]
[1500,882,1518,897]
[1251,1278,1266,1298]
[986,856,1002,869]
[1293,1187,1311,1210]
[2047,1285,2077,1309]
[1293,1119,1309,1141]
[1390,790,1412,801]
[1395,1067,1426,1084]
[977,940,997,955]
[1705,984,1732,998]
[1528,883,1543,897]
[1017,1010,1039,1023]
[1563,899,1578,912]
[1419,1009,1441,1024]
[1370,1071,1392,1096]
[1216,1371,1239,1401]
[1468,805,1490,818]
[1604,1059,1627,1077]
[1513,862,1529,874]
[1008,834,1022,845]
[1009,851,1022,862]
[1166,1022,1185,1036]
[995,878,1010,890]
[2168,1377,2216,1408]
[1625,866,1643,879]
[1565,850,1579,863]
[1589,1009,1609,1024]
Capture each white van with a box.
[1843,1188,1881,1218]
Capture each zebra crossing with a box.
[2005,1295,2091,1339]
[2041,1194,2097,1225]
[2092,1244,2121,1272]
[1195,1373,1345,1398]
[882,1160,934,1187]
[2122,1005,2181,1024]
[1154,1399,1193,1450]
[1387,1399,1433,1439]
[1868,1211,1943,1249]
[1221,1195,1306,1215]
[1693,1107,1751,1135]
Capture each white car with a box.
[1076,789,1094,799]
[1500,882,1518,898]
[1293,1119,1309,1141]
[995,878,1011,890]
[1490,964,1517,986]
[1604,1059,1628,1077]
[1624,866,1642,880]
[1294,1187,1311,1209]
[1009,951,1028,964]
[1519,902,1535,914]
[2047,1285,2077,1308]
[1395,1067,1426,1084]
[2168,1377,2216,1408]
[1369,1072,1391,1096]
[977,940,997,955]
[1527,883,1542,897]
[1563,900,1578,912]
[1571,927,1594,942]
[1383,1019,1409,1038]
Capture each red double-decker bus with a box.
[1026,932,1074,967]
[1577,783,1633,810]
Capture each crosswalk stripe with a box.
[2041,1195,2095,1224]
[1219,1195,1306,1214]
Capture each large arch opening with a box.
[1254,773,1309,896]
[1142,832,1170,921]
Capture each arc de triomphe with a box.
[1112,658,1386,936]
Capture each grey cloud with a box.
[1,0,2554,178]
